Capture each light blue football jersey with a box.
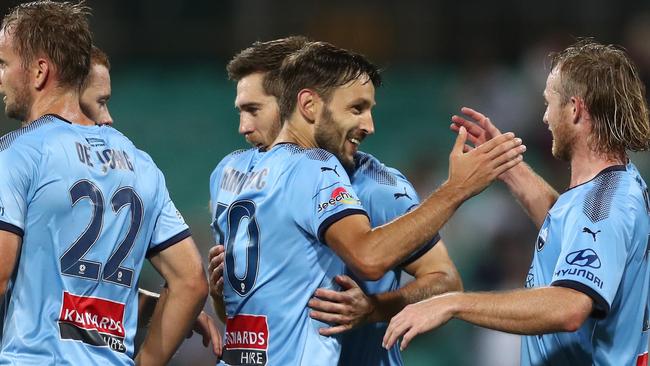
[0,115,189,365]
[210,143,367,366]
[522,163,650,366]
[339,152,440,366]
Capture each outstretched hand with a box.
[382,294,455,351]
[308,275,375,336]
[189,311,223,358]
[447,119,524,198]
[450,107,503,151]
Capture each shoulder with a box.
[353,151,403,187]
[580,165,645,223]
[0,115,59,153]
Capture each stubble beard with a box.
[314,106,355,170]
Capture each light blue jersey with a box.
[0,115,189,365]
[522,163,650,366]
[339,152,440,366]
[210,143,367,366]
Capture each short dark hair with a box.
[2,1,92,90]
[551,39,650,158]
[227,36,310,96]
[277,41,382,122]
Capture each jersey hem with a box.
[146,228,192,258]
[0,220,24,237]
[551,279,609,318]
[318,208,369,244]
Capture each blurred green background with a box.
[1,0,650,364]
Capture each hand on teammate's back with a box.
[308,275,375,336]
[208,245,225,299]
[446,124,525,198]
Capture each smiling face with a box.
[543,67,576,161]
[80,63,113,125]
[235,72,282,149]
[0,27,32,122]
[314,75,376,170]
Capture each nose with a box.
[101,109,113,126]
[239,116,254,135]
[542,108,549,125]
[359,114,375,136]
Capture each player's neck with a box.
[26,88,95,126]
[568,146,625,188]
[269,118,317,150]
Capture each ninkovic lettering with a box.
[221,168,268,194]
[555,268,604,289]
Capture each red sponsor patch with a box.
[637,352,648,366]
[59,291,125,337]
[225,314,269,350]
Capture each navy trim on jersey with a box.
[0,116,53,152]
[552,279,609,318]
[146,228,192,258]
[0,221,24,237]
[399,233,442,268]
[565,165,626,192]
[318,208,369,244]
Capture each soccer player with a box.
[79,45,222,356]
[210,41,524,364]
[0,2,207,365]
[208,37,462,366]
[383,40,650,366]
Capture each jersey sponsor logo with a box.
[317,187,360,213]
[394,187,412,200]
[223,314,269,366]
[565,249,601,268]
[555,267,604,289]
[320,165,340,177]
[582,227,601,242]
[58,292,126,353]
[85,137,106,147]
[637,352,648,366]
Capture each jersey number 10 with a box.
[212,200,260,296]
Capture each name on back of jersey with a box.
[58,291,127,353]
[75,141,134,173]
[220,167,268,195]
[223,314,269,366]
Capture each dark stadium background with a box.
[0,0,649,364]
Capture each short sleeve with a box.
[146,169,191,258]
[0,146,37,237]
[550,205,630,318]
[291,153,367,243]
[363,167,441,267]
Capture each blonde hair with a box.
[551,39,650,159]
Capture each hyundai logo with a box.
[565,249,601,268]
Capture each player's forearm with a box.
[356,183,467,279]
[448,287,591,334]
[370,271,462,322]
[136,278,208,365]
[137,288,160,328]
[211,294,227,323]
[500,162,558,228]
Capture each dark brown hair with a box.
[277,41,382,122]
[2,1,92,89]
[227,36,310,96]
[551,39,650,158]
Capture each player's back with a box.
[0,115,188,365]
[210,143,366,366]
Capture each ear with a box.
[297,89,321,124]
[569,96,584,125]
[33,58,49,90]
